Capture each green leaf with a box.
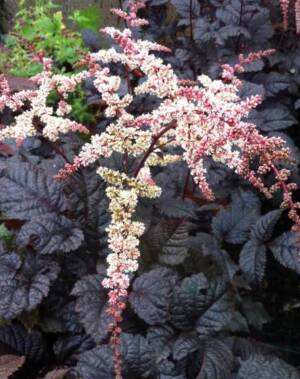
[71,6,102,32]
[0,225,13,243]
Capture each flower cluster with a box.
[98,166,161,378]
[0,67,89,143]
[279,0,300,33]
[1,1,300,377]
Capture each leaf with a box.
[250,210,282,242]
[194,18,218,43]
[239,240,267,285]
[248,107,296,131]
[0,252,60,319]
[197,339,234,379]
[0,355,25,379]
[190,233,238,279]
[147,325,175,362]
[0,161,66,219]
[0,225,13,244]
[53,334,94,362]
[237,355,300,379]
[217,25,250,43]
[225,337,271,360]
[241,299,271,330]
[158,359,187,379]
[121,334,154,378]
[170,273,209,329]
[212,189,260,244]
[0,245,21,280]
[268,232,300,273]
[195,286,233,336]
[129,268,179,325]
[253,72,290,97]
[71,274,112,344]
[171,0,200,19]
[170,275,233,335]
[71,5,102,32]
[17,214,84,254]
[0,324,45,362]
[172,332,199,361]
[239,81,265,99]
[159,221,190,265]
[246,8,273,44]
[157,197,196,218]
[75,345,114,379]
[67,168,109,251]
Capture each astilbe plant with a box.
[1,1,300,377]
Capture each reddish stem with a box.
[134,120,177,177]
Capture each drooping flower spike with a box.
[1,1,300,378]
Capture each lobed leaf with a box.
[0,161,66,219]
[196,339,234,379]
[17,214,83,254]
[72,274,112,344]
[0,251,60,319]
[0,324,45,362]
[130,268,179,325]
[212,189,260,244]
